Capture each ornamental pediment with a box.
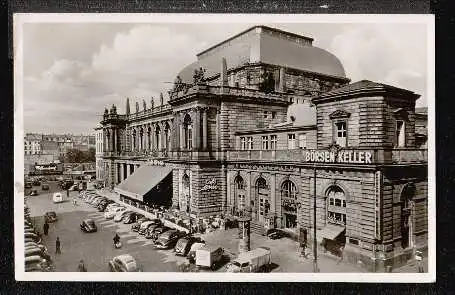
[329,109,351,119]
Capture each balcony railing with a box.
[128,105,172,121]
[168,150,218,161]
[227,148,427,165]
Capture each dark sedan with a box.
[80,219,97,233]
[154,230,187,249]
[174,236,205,256]
[123,213,143,224]
[44,211,57,223]
[150,226,172,241]
[144,224,163,239]
[266,228,285,240]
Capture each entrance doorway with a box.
[256,177,270,224]
[401,183,416,249]
[284,213,297,228]
[181,173,190,212]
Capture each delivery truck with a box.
[195,246,224,270]
[225,247,272,273]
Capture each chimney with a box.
[220,57,228,86]
[126,97,131,115]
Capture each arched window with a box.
[155,125,161,150]
[257,177,267,190]
[184,114,193,150]
[256,177,269,219]
[182,173,190,213]
[281,180,298,228]
[326,186,346,226]
[234,175,244,190]
[400,183,415,249]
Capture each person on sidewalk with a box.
[43,221,49,236]
[55,237,61,254]
[337,245,345,265]
[78,259,87,272]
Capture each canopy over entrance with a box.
[115,165,173,203]
[316,224,345,242]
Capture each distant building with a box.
[95,126,105,181]
[40,140,59,158]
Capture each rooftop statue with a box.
[193,67,206,85]
[143,99,147,111]
[160,92,164,106]
[135,101,140,113]
[150,97,154,109]
[104,108,109,116]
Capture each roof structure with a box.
[313,80,420,103]
[177,26,346,83]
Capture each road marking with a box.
[126,238,144,244]
[119,233,136,239]
[103,224,120,228]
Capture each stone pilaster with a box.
[202,108,208,150]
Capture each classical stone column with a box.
[193,108,201,151]
[126,163,131,177]
[120,163,124,181]
[270,173,276,213]
[202,108,208,151]
[278,67,285,92]
[110,129,114,152]
[226,171,232,209]
[180,120,184,150]
[169,119,173,151]
[161,122,166,151]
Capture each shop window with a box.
[298,134,307,149]
[247,137,253,150]
[334,121,347,147]
[261,136,268,150]
[240,137,246,150]
[396,120,406,147]
[270,135,277,150]
[326,186,346,226]
[288,134,296,149]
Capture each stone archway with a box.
[400,183,416,249]
[255,177,270,223]
[181,173,190,213]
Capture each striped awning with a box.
[316,224,345,242]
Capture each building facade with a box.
[96,26,428,271]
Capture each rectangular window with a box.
[288,134,296,149]
[335,199,342,207]
[187,129,193,150]
[298,134,307,149]
[329,198,334,206]
[261,136,268,150]
[335,121,347,147]
[247,137,253,150]
[270,135,277,150]
[272,111,276,119]
[263,111,268,118]
[240,137,246,150]
[396,120,405,147]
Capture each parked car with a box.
[52,192,63,203]
[131,217,150,232]
[138,219,162,235]
[266,228,284,240]
[41,183,50,190]
[25,255,47,272]
[25,247,52,262]
[174,236,205,256]
[104,207,126,219]
[25,182,33,189]
[24,232,41,244]
[29,190,39,196]
[114,210,133,222]
[144,224,163,239]
[25,242,47,252]
[80,219,97,233]
[32,180,41,186]
[108,254,140,272]
[154,230,186,249]
[123,212,142,224]
[150,226,173,241]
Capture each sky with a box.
[19,20,430,134]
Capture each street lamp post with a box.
[313,165,319,272]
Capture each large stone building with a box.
[96,26,428,271]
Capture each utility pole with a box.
[313,165,319,272]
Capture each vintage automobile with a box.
[32,180,41,186]
[131,217,150,232]
[114,210,133,222]
[24,182,33,189]
[41,183,50,190]
[25,255,48,272]
[44,211,58,223]
[123,213,142,224]
[266,228,285,240]
[80,219,97,233]
[174,236,205,257]
[104,207,126,219]
[29,190,39,196]
[144,224,163,239]
[154,230,187,249]
[108,254,140,272]
[149,226,172,241]
[138,219,162,235]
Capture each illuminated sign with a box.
[149,159,165,166]
[201,178,218,192]
[35,165,57,171]
[302,150,373,164]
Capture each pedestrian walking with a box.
[78,259,87,272]
[337,245,345,265]
[43,221,49,236]
[55,237,61,254]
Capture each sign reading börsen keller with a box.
[302,150,373,164]
[201,179,218,192]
